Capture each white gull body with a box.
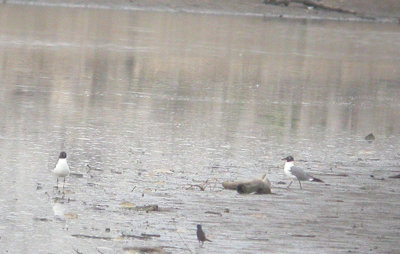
[54,158,70,178]
[53,152,70,192]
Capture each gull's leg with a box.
[287,181,293,189]
[298,179,302,189]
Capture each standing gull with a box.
[196,224,212,246]
[282,156,323,189]
[53,151,70,193]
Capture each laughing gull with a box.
[197,224,212,246]
[53,151,70,193]
[282,156,323,189]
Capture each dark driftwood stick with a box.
[71,234,113,240]
[300,0,356,14]
[73,248,82,254]
[121,233,161,239]
[123,247,166,253]
[264,0,357,15]
[122,204,159,212]
[186,184,205,191]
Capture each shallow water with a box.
[0,4,400,254]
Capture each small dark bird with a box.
[196,224,212,246]
[365,133,375,143]
[282,156,323,189]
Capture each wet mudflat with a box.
[0,4,400,254]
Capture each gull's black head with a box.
[282,156,294,162]
[59,151,67,159]
[197,224,202,230]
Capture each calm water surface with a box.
[0,4,400,254]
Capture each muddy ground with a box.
[0,2,399,254]
[5,0,400,22]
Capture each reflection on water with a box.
[1,5,399,141]
[52,202,65,221]
[0,4,400,254]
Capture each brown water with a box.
[0,4,400,254]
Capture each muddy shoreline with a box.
[1,3,400,253]
[5,0,400,23]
